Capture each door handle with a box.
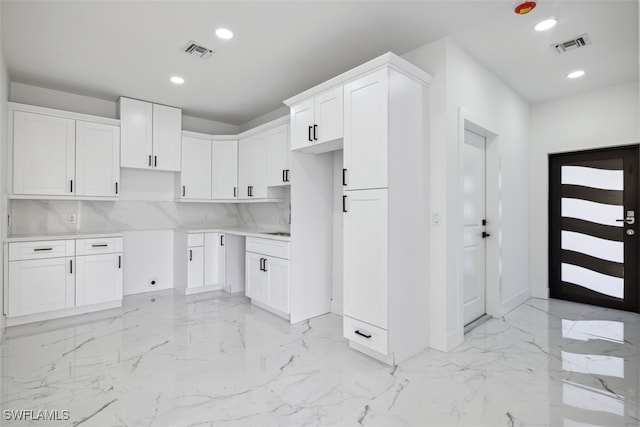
[308,126,313,142]
[233,187,237,198]
[342,195,348,213]
[285,169,290,182]
[189,249,193,261]
[70,179,73,193]
[154,156,158,167]
[259,258,264,271]
[262,258,267,272]
[115,182,119,194]
[220,234,224,247]
[182,186,186,197]
[354,330,372,339]
[616,210,635,225]
[342,169,347,186]
[313,124,318,141]
[118,255,121,269]
[148,155,152,167]
[282,169,286,183]
[70,259,73,274]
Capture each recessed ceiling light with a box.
[215,28,234,40]
[535,18,557,31]
[170,76,185,84]
[567,70,585,79]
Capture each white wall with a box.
[0,2,8,335]
[529,81,639,299]
[404,37,531,351]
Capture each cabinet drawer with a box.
[188,233,204,247]
[343,316,389,355]
[246,237,290,259]
[9,240,74,261]
[76,237,123,256]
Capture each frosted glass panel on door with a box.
[560,160,624,299]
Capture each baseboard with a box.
[430,328,463,352]
[185,284,223,296]
[501,289,531,316]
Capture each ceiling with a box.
[1,1,637,126]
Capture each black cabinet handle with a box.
[248,186,253,197]
[313,124,318,141]
[220,235,224,247]
[91,244,108,248]
[342,195,347,213]
[189,249,193,261]
[342,169,347,186]
[154,156,157,167]
[233,187,237,198]
[182,186,186,197]
[262,258,268,272]
[308,126,313,142]
[354,330,372,339]
[70,259,73,274]
[34,248,53,252]
[118,255,121,269]
[285,169,290,182]
[70,180,73,193]
[282,169,286,183]
[259,258,264,271]
[148,155,152,167]
[115,182,119,194]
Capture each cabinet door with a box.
[250,132,269,198]
[343,189,389,329]
[315,86,344,144]
[237,137,253,199]
[266,257,289,314]
[212,140,238,199]
[76,253,123,306]
[343,69,389,190]
[204,233,225,287]
[8,257,74,317]
[267,124,290,187]
[245,252,267,303]
[180,136,212,200]
[13,111,75,196]
[76,121,120,197]
[152,104,182,172]
[290,98,314,151]
[187,246,204,289]
[119,97,153,169]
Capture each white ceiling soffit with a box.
[1,1,637,125]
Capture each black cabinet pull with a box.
[70,259,73,274]
[342,195,347,213]
[182,186,186,197]
[282,170,286,183]
[220,235,224,247]
[154,156,158,167]
[115,182,119,194]
[91,244,108,248]
[233,187,237,198]
[34,248,53,252]
[248,186,253,197]
[148,155,152,167]
[354,330,372,339]
[70,180,73,193]
[308,126,313,142]
[259,258,264,271]
[342,169,347,186]
[189,249,193,261]
[285,169,290,182]
[313,124,318,141]
[118,255,121,269]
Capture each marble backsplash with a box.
[9,192,291,236]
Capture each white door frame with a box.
[457,108,501,334]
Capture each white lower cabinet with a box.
[177,232,226,295]
[5,236,123,323]
[245,237,290,318]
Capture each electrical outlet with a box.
[67,213,77,224]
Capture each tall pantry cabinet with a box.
[286,53,431,365]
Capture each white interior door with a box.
[463,129,487,326]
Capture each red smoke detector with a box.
[514,1,537,14]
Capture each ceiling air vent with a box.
[552,34,591,54]
[182,41,215,60]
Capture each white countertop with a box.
[6,228,290,243]
[6,232,124,243]
[176,227,291,242]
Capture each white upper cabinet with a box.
[211,139,238,200]
[267,124,291,187]
[119,97,181,171]
[343,68,389,191]
[180,136,212,200]
[152,104,182,171]
[238,132,268,199]
[75,120,120,197]
[290,86,343,152]
[13,111,75,196]
[11,105,120,199]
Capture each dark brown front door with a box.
[549,146,639,312]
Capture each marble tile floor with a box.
[1,291,639,427]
